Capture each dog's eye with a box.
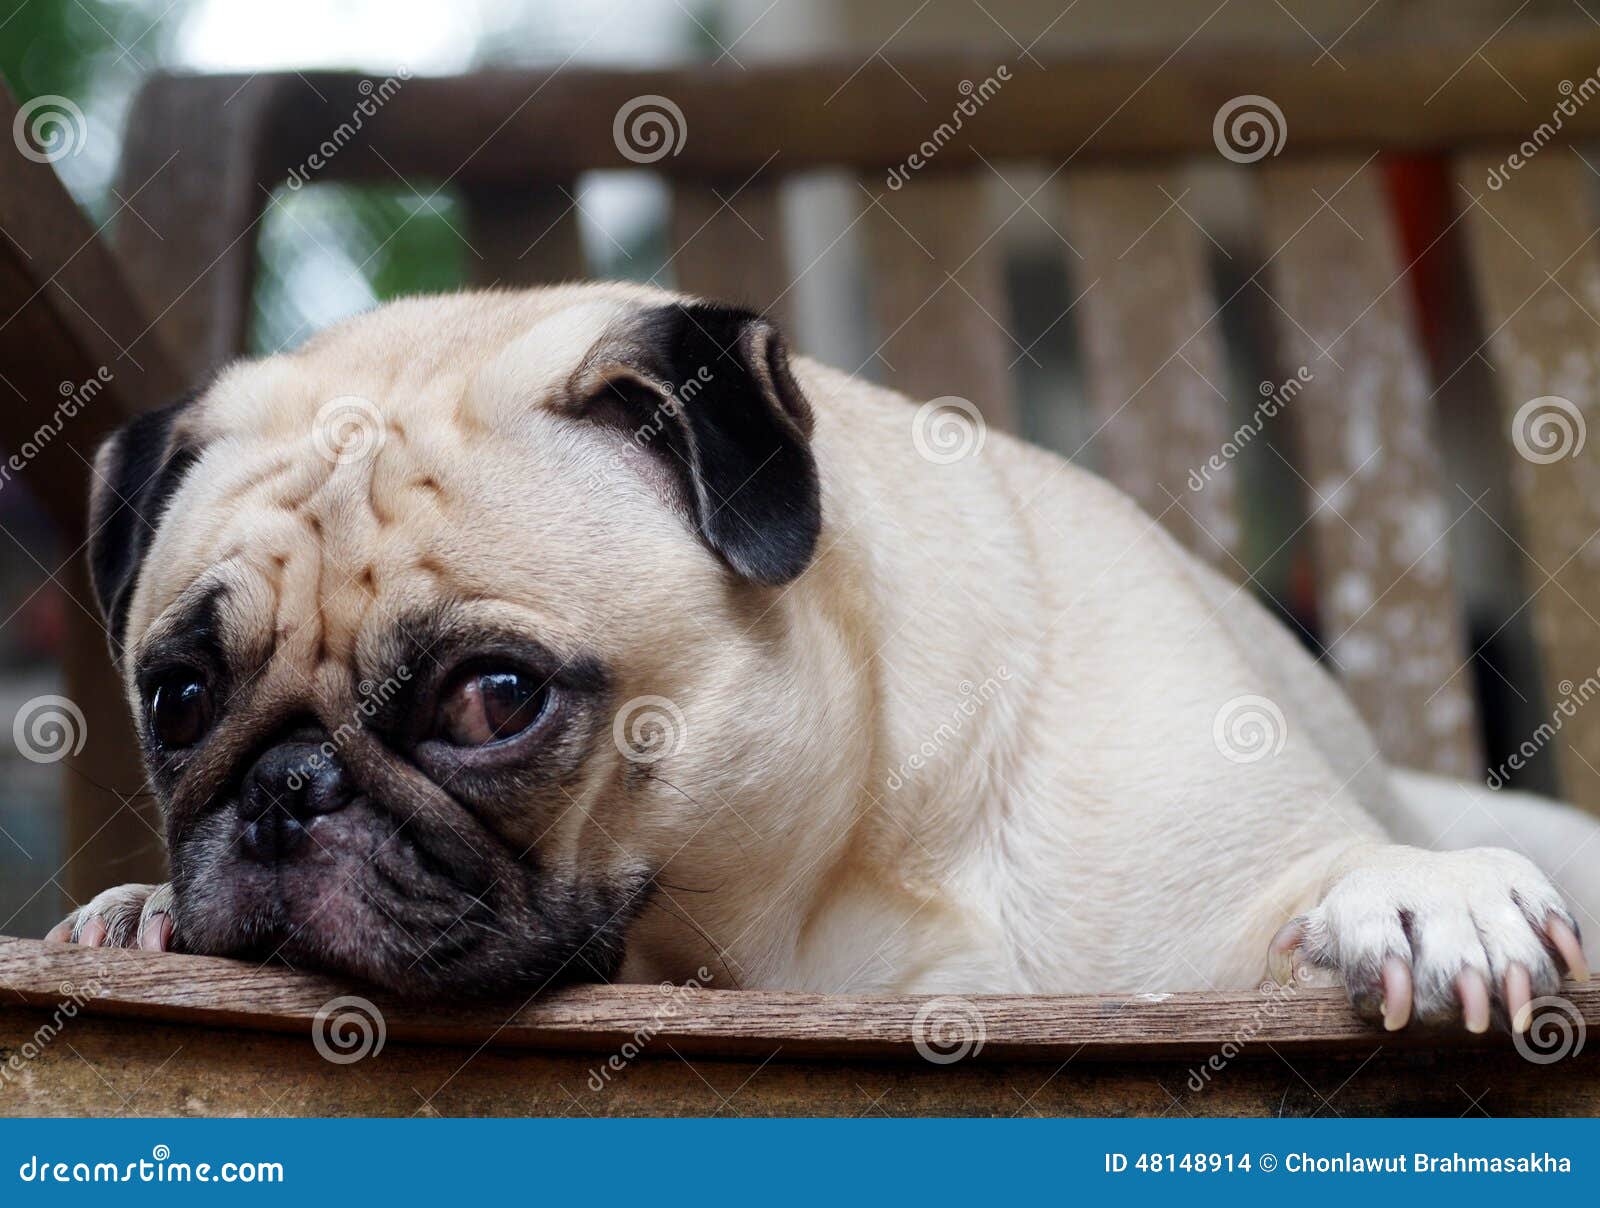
[435,667,549,746]
[148,672,214,749]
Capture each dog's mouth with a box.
[167,791,645,998]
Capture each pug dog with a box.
[48,282,1597,1033]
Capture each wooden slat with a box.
[1062,167,1238,566]
[0,83,183,904]
[0,87,186,481]
[5,1004,1598,1117]
[1259,159,1480,778]
[102,34,1600,382]
[56,559,166,904]
[4,936,1592,1061]
[862,175,1016,429]
[135,31,1600,189]
[112,74,293,380]
[1457,152,1600,809]
[670,180,793,330]
[462,183,586,288]
[4,939,1597,1115]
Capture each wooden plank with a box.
[137,31,1600,189]
[1456,151,1600,810]
[55,561,166,905]
[0,82,183,904]
[3,1006,1596,1117]
[862,174,1017,429]
[4,937,1593,1062]
[462,183,586,288]
[1062,167,1238,566]
[670,180,793,330]
[111,74,293,381]
[1259,159,1481,778]
[0,85,186,479]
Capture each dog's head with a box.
[87,284,834,996]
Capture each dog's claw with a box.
[1457,968,1491,1034]
[1504,963,1533,1033]
[1547,916,1589,983]
[1268,918,1304,984]
[1381,956,1412,1031]
[139,913,173,952]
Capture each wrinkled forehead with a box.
[193,293,634,444]
[120,291,703,681]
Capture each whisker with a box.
[645,877,743,990]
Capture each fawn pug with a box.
[52,283,1594,1033]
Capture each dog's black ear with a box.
[578,302,821,586]
[87,394,201,662]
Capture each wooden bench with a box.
[2,937,1596,1116]
[5,30,1600,1114]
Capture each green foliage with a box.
[251,183,468,355]
[2,0,472,353]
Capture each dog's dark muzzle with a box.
[236,735,353,863]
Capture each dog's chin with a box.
[168,800,643,999]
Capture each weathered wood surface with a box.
[1,939,1594,1117]
[1456,151,1600,811]
[462,183,587,289]
[118,31,1600,194]
[111,74,295,382]
[863,174,1017,430]
[2,937,1593,1060]
[0,84,186,522]
[1062,166,1238,566]
[670,180,794,331]
[4,1008,1597,1117]
[1260,159,1481,778]
[0,81,181,903]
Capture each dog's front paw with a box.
[1271,846,1589,1033]
[44,883,175,951]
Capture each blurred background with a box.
[1,0,1594,936]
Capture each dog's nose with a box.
[237,741,352,862]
